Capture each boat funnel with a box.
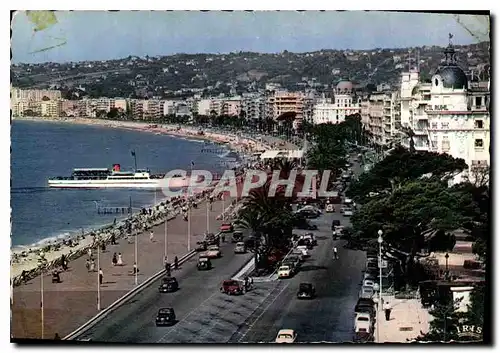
[113,164,121,172]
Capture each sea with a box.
[10,120,239,249]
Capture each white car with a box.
[234,242,246,254]
[363,279,375,288]
[343,209,353,217]
[344,198,353,205]
[325,204,335,213]
[205,245,221,258]
[275,329,297,343]
[291,249,305,261]
[278,265,293,279]
[295,246,309,257]
[354,313,372,333]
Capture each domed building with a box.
[399,38,490,185]
[312,79,361,125]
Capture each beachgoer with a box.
[90,259,96,272]
[111,233,116,245]
[99,268,103,285]
[149,230,154,242]
[117,253,123,266]
[112,253,118,266]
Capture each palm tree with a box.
[235,180,294,271]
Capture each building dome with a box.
[435,65,468,89]
[336,80,353,92]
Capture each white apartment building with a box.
[266,90,305,120]
[312,81,361,124]
[222,97,242,117]
[399,42,490,183]
[241,94,265,121]
[197,99,212,116]
[11,88,61,102]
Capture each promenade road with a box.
[79,230,254,343]
[11,197,231,339]
[230,211,367,343]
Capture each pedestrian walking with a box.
[85,259,90,272]
[221,233,226,243]
[111,233,116,245]
[149,230,154,242]
[117,253,123,266]
[90,259,96,272]
[99,268,103,285]
[54,333,61,340]
[174,256,178,270]
[88,248,92,259]
[112,252,118,266]
[384,301,392,321]
[133,262,139,275]
[333,246,338,260]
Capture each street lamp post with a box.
[38,255,45,339]
[164,209,168,261]
[377,229,383,343]
[97,243,101,311]
[206,200,210,233]
[445,253,449,280]
[134,229,138,286]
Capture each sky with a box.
[11,11,490,64]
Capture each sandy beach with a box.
[11,117,270,282]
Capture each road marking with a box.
[237,282,290,343]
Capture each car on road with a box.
[325,203,335,213]
[203,232,219,246]
[155,308,176,326]
[302,232,317,246]
[195,241,208,252]
[278,265,294,279]
[293,218,318,230]
[286,255,302,267]
[291,249,305,261]
[297,238,313,250]
[363,279,375,289]
[197,255,212,271]
[359,286,374,299]
[220,280,244,295]
[344,197,353,205]
[220,223,234,233]
[158,276,179,293]
[296,245,310,257]
[331,219,341,229]
[234,241,246,253]
[275,329,297,343]
[343,209,354,217]
[354,312,372,334]
[206,245,222,258]
[297,283,316,299]
[355,299,375,318]
[232,231,244,242]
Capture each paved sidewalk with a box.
[374,295,431,343]
[11,197,232,339]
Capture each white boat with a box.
[48,164,188,189]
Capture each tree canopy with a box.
[347,146,468,204]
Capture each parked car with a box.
[155,308,176,326]
[325,203,335,213]
[220,223,234,233]
[203,232,219,246]
[302,232,317,246]
[234,241,246,254]
[343,209,354,217]
[275,329,297,343]
[197,255,212,271]
[363,279,375,288]
[297,238,313,250]
[220,280,244,295]
[344,198,353,205]
[354,313,372,334]
[206,245,221,258]
[295,245,310,257]
[293,218,318,230]
[359,286,375,299]
[297,283,316,299]
[158,276,179,293]
[291,249,305,261]
[286,255,302,268]
[278,265,294,279]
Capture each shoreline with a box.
[11,117,269,281]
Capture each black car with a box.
[297,209,320,219]
[297,283,316,299]
[197,256,212,271]
[293,217,318,230]
[355,298,375,317]
[158,277,179,293]
[331,219,341,230]
[155,308,176,326]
